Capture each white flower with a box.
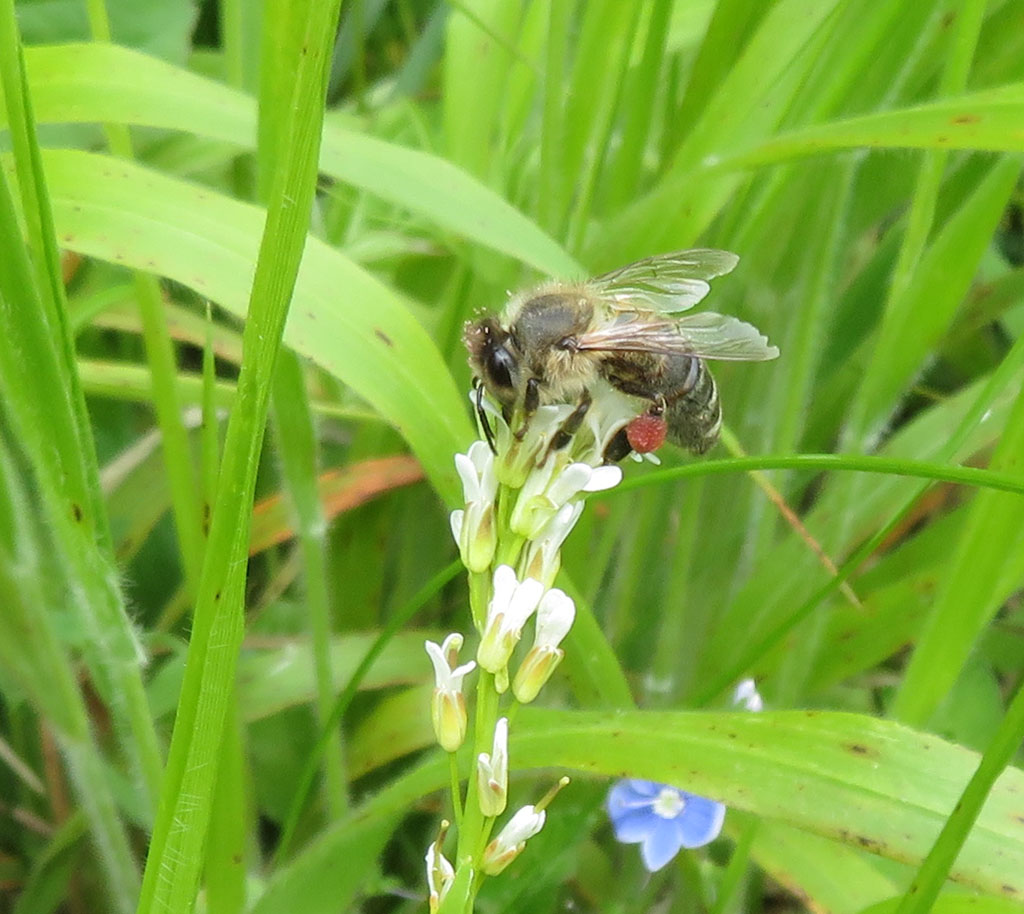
[477,566,544,679]
[450,441,498,572]
[425,634,476,752]
[521,501,583,586]
[477,717,509,817]
[481,805,547,875]
[473,393,576,489]
[509,460,621,539]
[513,588,575,703]
[425,839,455,913]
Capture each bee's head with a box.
[463,317,520,407]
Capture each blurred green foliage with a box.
[1,1,1024,912]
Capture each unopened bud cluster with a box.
[426,388,635,906]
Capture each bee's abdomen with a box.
[667,360,721,454]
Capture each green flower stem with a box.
[446,663,501,913]
[495,533,527,568]
[449,754,464,828]
[469,571,490,630]
[494,484,526,568]
[475,815,498,865]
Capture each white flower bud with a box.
[425,635,476,752]
[512,589,575,703]
[521,501,583,587]
[451,442,498,571]
[482,805,546,875]
[477,566,544,678]
[476,717,509,817]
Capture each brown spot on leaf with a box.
[375,328,394,347]
[845,742,876,757]
[951,113,980,125]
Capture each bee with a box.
[464,249,779,461]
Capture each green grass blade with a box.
[84,0,205,598]
[253,757,447,914]
[0,441,139,914]
[442,0,525,177]
[0,1,67,335]
[9,147,473,500]
[691,329,1024,703]
[271,349,349,818]
[259,0,346,826]
[515,709,1024,897]
[895,676,1024,914]
[670,0,770,146]
[587,0,842,266]
[538,0,571,235]
[255,709,1024,910]
[891,377,1024,726]
[15,41,579,276]
[608,454,1024,499]
[843,0,991,450]
[136,1,343,909]
[0,148,162,819]
[600,2,672,210]
[749,821,903,914]
[720,83,1024,169]
[203,702,248,914]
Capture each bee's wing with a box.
[589,249,740,314]
[576,312,779,362]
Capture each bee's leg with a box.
[514,376,542,441]
[473,378,498,454]
[547,390,592,455]
[602,428,632,463]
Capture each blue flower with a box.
[606,779,725,872]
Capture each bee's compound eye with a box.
[486,345,516,391]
